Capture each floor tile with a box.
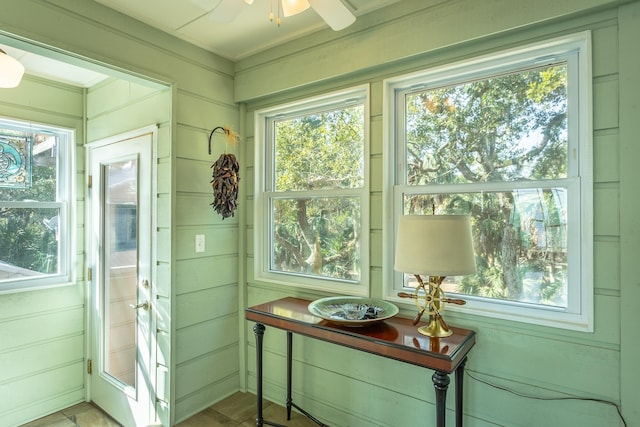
[19,413,75,427]
[20,391,321,427]
[176,407,239,427]
[211,391,264,423]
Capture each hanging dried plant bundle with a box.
[211,153,240,219]
[222,126,240,145]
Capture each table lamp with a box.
[394,215,476,337]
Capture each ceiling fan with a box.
[205,0,356,31]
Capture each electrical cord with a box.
[465,370,627,427]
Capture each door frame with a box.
[85,124,158,425]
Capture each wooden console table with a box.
[245,297,476,427]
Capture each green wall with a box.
[1,0,639,426]
[0,0,240,426]
[0,73,86,426]
[239,0,639,426]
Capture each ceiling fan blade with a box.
[308,0,356,31]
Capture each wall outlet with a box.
[195,234,205,253]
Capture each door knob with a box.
[129,301,149,311]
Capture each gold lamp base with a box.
[397,275,466,338]
[417,314,453,338]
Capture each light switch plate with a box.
[195,234,205,253]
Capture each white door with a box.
[87,127,156,426]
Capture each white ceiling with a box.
[92,0,401,61]
[3,0,399,88]
[0,43,109,88]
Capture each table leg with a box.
[286,331,293,420]
[253,323,266,427]
[432,370,450,427]
[455,358,467,427]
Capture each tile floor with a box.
[20,392,319,427]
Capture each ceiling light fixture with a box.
[0,49,25,88]
[281,0,310,17]
[243,0,354,30]
[248,0,310,26]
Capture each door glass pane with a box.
[103,159,138,388]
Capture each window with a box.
[385,32,592,330]
[0,117,74,293]
[115,204,137,251]
[255,86,369,294]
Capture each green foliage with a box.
[275,107,364,191]
[271,105,364,280]
[0,146,59,276]
[405,63,569,305]
[0,206,58,273]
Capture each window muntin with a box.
[256,87,369,294]
[0,118,73,292]
[386,33,592,330]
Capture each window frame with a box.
[0,117,75,294]
[254,85,370,295]
[383,32,593,331]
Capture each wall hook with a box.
[208,126,240,155]
[208,126,227,155]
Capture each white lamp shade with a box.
[394,215,476,277]
[0,49,25,88]
[281,0,310,17]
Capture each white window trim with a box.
[254,85,370,295]
[382,32,593,331]
[0,117,75,294]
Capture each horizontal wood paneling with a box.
[0,76,84,117]
[0,334,84,383]
[175,284,238,329]
[174,375,238,424]
[2,389,85,427]
[234,0,621,101]
[176,92,238,132]
[0,362,84,415]
[87,89,171,142]
[176,314,238,364]
[0,72,86,427]
[241,3,629,426]
[175,345,239,400]
[174,226,239,260]
[618,2,640,423]
[3,1,240,425]
[175,256,239,294]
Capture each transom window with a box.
[255,86,369,294]
[385,33,592,330]
[0,117,74,293]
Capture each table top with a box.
[245,297,476,373]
